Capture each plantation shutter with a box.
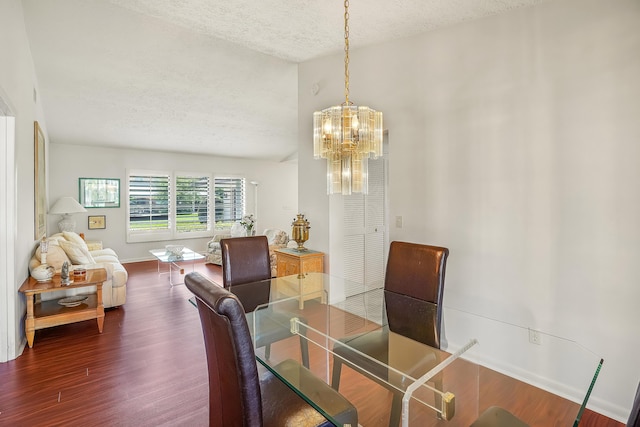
[214,177,245,225]
[128,173,170,232]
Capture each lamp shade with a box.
[49,197,87,232]
[49,197,87,215]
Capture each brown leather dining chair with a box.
[220,236,309,367]
[185,272,358,426]
[331,241,450,427]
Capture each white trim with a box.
[0,95,17,362]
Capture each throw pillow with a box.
[273,230,288,245]
[63,231,89,250]
[35,245,71,271]
[47,234,66,245]
[59,240,95,265]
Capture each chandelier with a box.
[313,0,383,195]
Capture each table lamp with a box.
[49,196,87,232]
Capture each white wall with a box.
[0,0,298,362]
[298,0,640,422]
[49,143,297,262]
[0,0,49,360]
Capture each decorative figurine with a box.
[60,261,72,285]
[31,263,54,282]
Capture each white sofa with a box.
[29,232,127,308]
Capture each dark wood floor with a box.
[0,260,623,426]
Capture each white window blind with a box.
[128,173,170,232]
[214,177,245,226]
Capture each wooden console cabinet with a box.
[274,248,324,308]
[275,248,324,278]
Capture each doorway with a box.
[0,93,17,362]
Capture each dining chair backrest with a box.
[185,272,263,426]
[221,236,271,288]
[384,241,449,348]
[220,234,310,367]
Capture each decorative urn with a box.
[31,264,54,282]
[291,214,311,251]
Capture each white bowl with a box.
[165,245,184,256]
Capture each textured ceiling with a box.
[21,0,549,162]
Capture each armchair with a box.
[206,227,289,278]
[264,228,289,277]
[205,233,231,265]
[205,224,245,265]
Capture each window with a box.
[129,172,170,232]
[127,170,213,243]
[176,174,210,233]
[214,177,245,228]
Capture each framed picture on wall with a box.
[88,215,106,230]
[34,121,46,239]
[79,178,120,208]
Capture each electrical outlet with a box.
[529,329,542,345]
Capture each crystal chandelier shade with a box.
[312,0,383,195]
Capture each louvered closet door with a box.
[343,153,387,291]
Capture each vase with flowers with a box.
[240,214,256,236]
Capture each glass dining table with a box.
[239,273,603,427]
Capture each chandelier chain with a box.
[344,0,350,104]
[313,0,383,195]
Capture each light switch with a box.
[395,216,403,228]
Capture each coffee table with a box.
[19,268,107,348]
[149,247,205,286]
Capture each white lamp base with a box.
[57,214,76,232]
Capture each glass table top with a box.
[244,273,603,427]
[149,247,205,262]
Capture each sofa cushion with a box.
[47,233,68,244]
[90,248,118,258]
[59,240,95,265]
[92,254,120,264]
[72,262,128,289]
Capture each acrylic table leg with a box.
[169,261,186,286]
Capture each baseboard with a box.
[444,339,628,424]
